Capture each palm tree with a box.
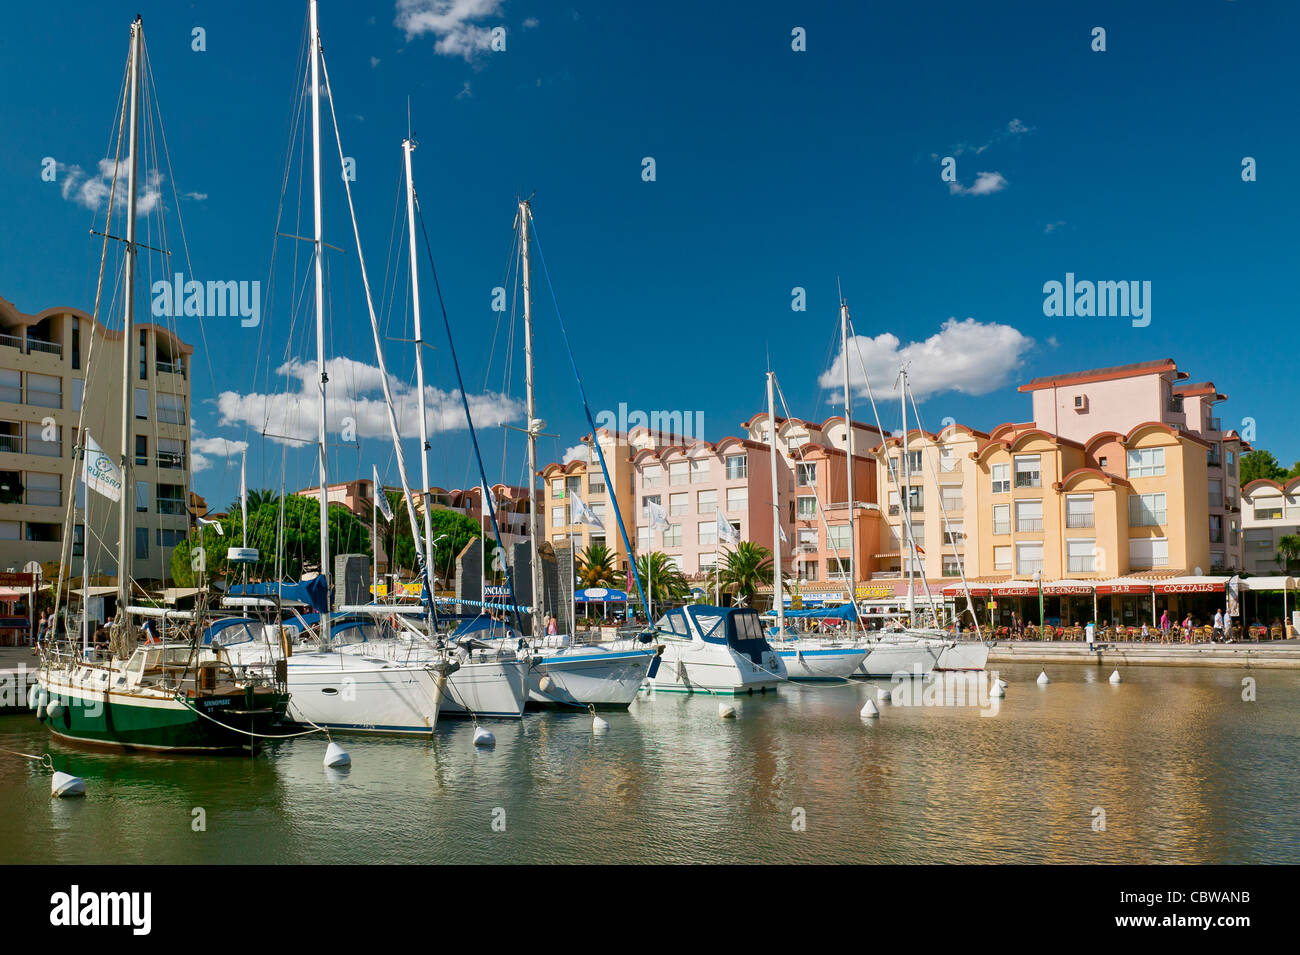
[576,542,620,588]
[635,551,689,608]
[712,541,773,606]
[1277,534,1300,574]
[229,488,278,513]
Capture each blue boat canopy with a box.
[764,603,861,621]
[229,575,330,613]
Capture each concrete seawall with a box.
[987,640,1300,669]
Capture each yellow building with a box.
[0,295,193,585]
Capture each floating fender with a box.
[860,699,880,719]
[876,688,891,703]
[592,715,610,734]
[322,741,351,768]
[473,726,495,747]
[717,703,737,719]
[1109,669,1122,684]
[1036,671,1051,685]
[46,698,63,720]
[51,772,85,798]
[538,676,553,694]
[35,700,46,720]
[27,684,38,710]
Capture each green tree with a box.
[1240,450,1287,486]
[576,542,621,588]
[1277,534,1300,574]
[424,507,484,585]
[710,541,774,607]
[635,551,689,607]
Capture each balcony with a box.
[157,452,186,470]
[1014,474,1041,489]
[1065,512,1094,529]
[1208,416,1222,432]
[1067,556,1095,573]
[939,458,959,473]
[0,332,22,351]
[0,434,20,454]
[940,502,963,514]
[992,521,1011,535]
[1017,559,1044,575]
[1016,518,1044,533]
[888,505,900,516]
[26,337,62,357]
[157,498,187,516]
[156,359,185,377]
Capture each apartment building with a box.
[0,295,192,584]
[1019,359,1243,570]
[1241,477,1300,574]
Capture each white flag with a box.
[573,496,604,530]
[778,524,788,544]
[372,466,394,521]
[81,432,122,502]
[483,483,498,513]
[646,498,670,532]
[715,507,740,545]
[197,516,225,537]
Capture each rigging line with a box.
[523,213,651,620]
[410,192,525,637]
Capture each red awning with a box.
[1095,583,1153,595]
[992,584,1041,597]
[1042,582,1096,596]
[1155,581,1225,594]
[942,584,991,597]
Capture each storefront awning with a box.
[1153,576,1229,594]
[1239,576,1297,591]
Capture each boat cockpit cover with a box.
[202,617,260,645]
[452,616,520,640]
[767,604,861,621]
[229,575,330,613]
[654,608,691,638]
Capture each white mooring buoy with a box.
[989,681,1005,698]
[473,726,496,747]
[717,702,737,719]
[1036,671,1051,685]
[876,688,891,703]
[592,715,610,734]
[860,699,880,719]
[51,772,85,798]
[322,741,351,768]
[1109,669,1122,684]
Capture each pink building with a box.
[1019,359,1247,570]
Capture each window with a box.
[642,466,662,488]
[588,475,605,496]
[551,479,564,499]
[1207,443,1221,467]
[798,528,817,549]
[0,370,19,403]
[1067,538,1095,573]
[726,486,747,511]
[551,505,564,527]
[1015,498,1043,532]
[669,492,688,516]
[1014,454,1041,489]
[669,462,687,486]
[725,455,747,480]
[1098,455,1109,469]
[1126,447,1165,478]
[25,422,59,457]
[1209,514,1224,544]
[1016,542,1043,575]
[940,486,963,512]
[943,521,964,546]
[135,480,149,513]
[590,502,606,528]
[1253,499,1283,521]
[906,486,924,511]
[138,330,148,380]
[26,522,61,542]
[992,503,1010,535]
[566,476,581,498]
[73,524,84,557]
[640,494,661,517]
[157,393,185,425]
[71,325,81,370]
[939,446,957,472]
[797,495,817,519]
[697,489,717,513]
[994,545,1011,571]
[1208,478,1222,508]
[698,521,716,546]
[942,555,961,577]
[25,472,61,507]
[158,438,185,470]
[887,490,900,517]
[787,434,808,451]
[135,526,149,560]
[1129,537,1168,568]
[1128,493,1166,527]
[26,373,61,409]
[1065,494,1094,528]
[828,557,851,580]
[133,387,149,419]
[636,527,651,551]
[887,456,900,479]
[663,524,682,547]
[156,528,186,548]
[135,435,149,466]
[718,517,738,541]
[828,524,850,551]
[689,459,710,484]
[796,463,817,486]
[991,462,1010,494]
[799,561,819,581]
[70,379,84,412]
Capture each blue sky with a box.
[1,0,1297,510]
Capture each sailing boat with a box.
[34,16,290,752]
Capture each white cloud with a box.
[216,356,523,445]
[933,118,1032,159]
[561,442,589,464]
[59,155,162,216]
[820,318,1034,401]
[456,80,473,99]
[191,436,249,473]
[523,16,539,28]
[370,56,382,68]
[181,191,207,201]
[1044,220,1066,234]
[395,0,505,60]
[948,171,1007,196]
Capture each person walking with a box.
[1213,608,1224,642]
[1159,609,1170,643]
[1182,614,1194,645]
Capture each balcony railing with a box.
[1065,512,1094,528]
[1016,518,1044,532]
[26,338,62,357]
[157,498,187,516]
[1067,556,1095,573]
[1208,416,1222,431]
[0,435,20,454]
[888,505,900,516]
[0,333,23,350]
[1017,559,1044,575]
[1014,474,1041,489]
[156,359,185,377]
[940,459,959,472]
[992,521,1010,535]
[157,452,186,470]
[940,501,963,514]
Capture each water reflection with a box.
[1,664,1296,864]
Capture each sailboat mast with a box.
[519,200,545,638]
[767,370,784,638]
[309,0,330,628]
[900,366,913,625]
[840,298,857,634]
[115,15,142,613]
[402,139,437,578]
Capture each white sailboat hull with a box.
[441,658,529,719]
[777,645,869,681]
[645,642,784,694]
[935,641,990,671]
[857,639,942,678]
[281,652,448,734]
[526,646,660,708]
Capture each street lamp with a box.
[1032,569,1044,639]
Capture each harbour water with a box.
[3,663,1298,864]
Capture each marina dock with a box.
[987,639,1300,669]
